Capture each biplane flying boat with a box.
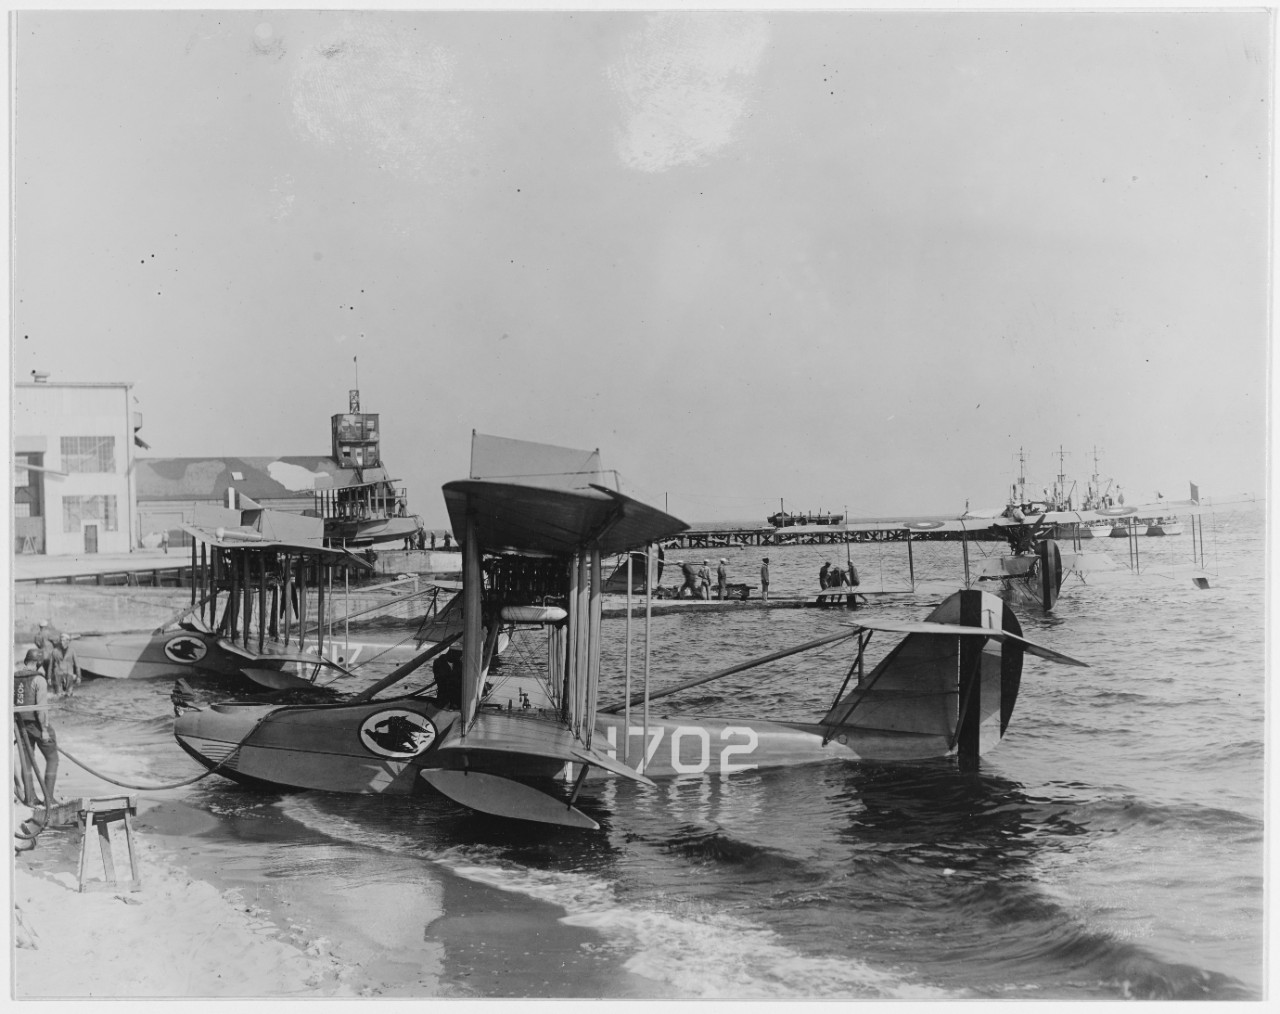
[801,492,1212,612]
[859,485,1227,605]
[75,502,374,690]
[784,507,1080,612]
[173,434,1087,830]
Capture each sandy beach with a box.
[13,808,360,998]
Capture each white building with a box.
[12,374,144,555]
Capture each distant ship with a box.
[314,389,422,547]
[1003,447,1182,539]
[767,504,844,528]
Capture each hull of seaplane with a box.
[590,708,1003,775]
[175,697,602,795]
[173,589,1030,798]
[75,627,289,681]
[977,539,1064,613]
[324,515,422,547]
[173,691,1010,796]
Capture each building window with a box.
[61,436,116,474]
[14,453,43,517]
[62,495,118,532]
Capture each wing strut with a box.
[348,632,462,703]
[600,629,857,714]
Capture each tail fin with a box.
[820,590,1023,764]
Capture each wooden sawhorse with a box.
[76,795,141,893]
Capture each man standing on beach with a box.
[13,648,59,804]
[698,560,712,600]
[50,634,81,697]
[717,559,728,599]
[33,619,59,655]
[760,558,770,602]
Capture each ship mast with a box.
[1054,445,1069,508]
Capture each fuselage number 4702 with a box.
[601,723,759,775]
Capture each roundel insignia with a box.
[359,709,438,759]
[1097,506,1138,517]
[905,520,945,530]
[163,635,208,664]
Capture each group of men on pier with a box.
[676,558,733,599]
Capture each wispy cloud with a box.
[608,13,770,173]
[289,16,472,183]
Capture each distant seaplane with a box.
[799,485,1218,613]
[172,433,1087,830]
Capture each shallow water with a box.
[38,510,1265,999]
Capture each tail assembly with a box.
[820,589,1085,768]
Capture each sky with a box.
[8,4,1272,529]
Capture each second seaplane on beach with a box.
[75,501,373,689]
[173,434,1088,830]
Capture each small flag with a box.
[1190,482,1200,503]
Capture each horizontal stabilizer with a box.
[846,619,1089,667]
[420,769,598,829]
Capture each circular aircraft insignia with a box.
[359,709,438,759]
[1097,506,1138,516]
[163,635,208,664]
[905,520,945,530]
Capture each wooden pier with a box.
[660,525,1004,551]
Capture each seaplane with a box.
[75,500,375,690]
[800,488,1216,612]
[788,508,1079,612]
[172,433,1088,830]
